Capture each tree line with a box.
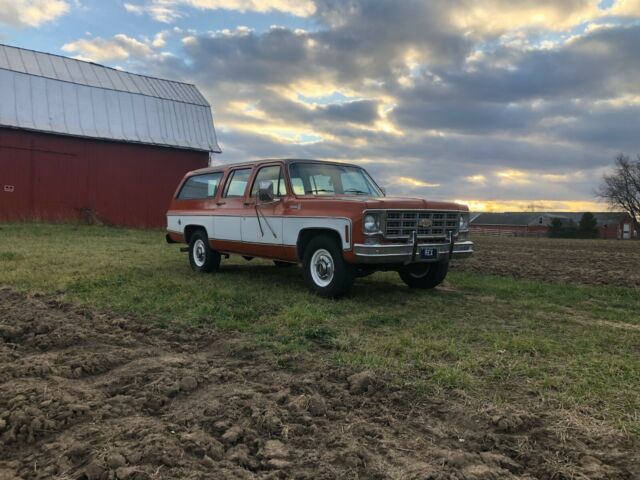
[548,212,599,239]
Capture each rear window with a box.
[177,172,223,200]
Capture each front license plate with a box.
[420,248,438,259]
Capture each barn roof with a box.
[0,43,221,153]
[471,212,630,227]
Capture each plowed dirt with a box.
[0,288,637,480]
[454,236,640,288]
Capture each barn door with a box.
[0,146,31,221]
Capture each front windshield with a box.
[289,162,383,197]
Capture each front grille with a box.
[385,211,459,238]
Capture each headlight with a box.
[459,213,470,231]
[363,213,381,234]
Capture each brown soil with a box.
[0,288,638,480]
[453,236,640,288]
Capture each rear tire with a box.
[303,235,354,298]
[398,262,448,289]
[189,230,221,273]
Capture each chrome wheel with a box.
[310,248,334,287]
[193,239,206,267]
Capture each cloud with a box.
[124,2,182,23]
[450,0,601,34]
[0,0,69,27]
[62,34,154,62]
[123,0,315,23]
[70,0,640,211]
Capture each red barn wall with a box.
[0,127,208,228]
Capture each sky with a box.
[1,0,640,212]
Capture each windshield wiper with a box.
[344,189,369,195]
[305,189,334,194]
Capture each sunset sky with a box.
[2,0,640,211]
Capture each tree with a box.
[548,218,564,238]
[578,212,599,238]
[597,154,640,238]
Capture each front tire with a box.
[189,230,221,273]
[398,262,448,289]
[303,236,354,298]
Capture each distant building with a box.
[0,44,221,228]
[470,212,635,239]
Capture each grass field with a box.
[1,223,639,437]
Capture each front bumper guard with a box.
[353,239,474,265]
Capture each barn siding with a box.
[0,127,207,228]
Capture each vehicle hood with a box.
[364,196,467,211]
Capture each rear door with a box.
[214,167,252,248]
[241,163,286,246]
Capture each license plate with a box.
[420,248,438,259]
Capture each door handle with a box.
[216,201,226,206]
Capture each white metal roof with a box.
[0,44,221,152]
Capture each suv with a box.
[166,159,473,298]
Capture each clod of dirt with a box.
[307,394,327,416]
[221,425,243,445]
[262,440,288,460]
[226,444,255,469]
[347,371,375,394]
[179,376,198,392]
[0,418,6,431]
[106,453,126,469]
[83,461,104,480]
[114,466,149,480]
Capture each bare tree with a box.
[597,154,640,238]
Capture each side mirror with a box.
[258,181,275,203]
[380,186,387,196]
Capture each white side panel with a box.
[242,216,284,244]
[166,215,216,239]
[167,215,352,250]
[283,217,351,249]
[214,216,242,241]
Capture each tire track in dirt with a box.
[0,287,638,479]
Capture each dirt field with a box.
[453,236,640,288]
[1,288,638,480]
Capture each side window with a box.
[291,178,305,195]
[250,165,287,197]
[223,168,252,198]
[177,172,223,200]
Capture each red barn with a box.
[0,44,220,228]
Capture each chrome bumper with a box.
[352,240,474,264]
